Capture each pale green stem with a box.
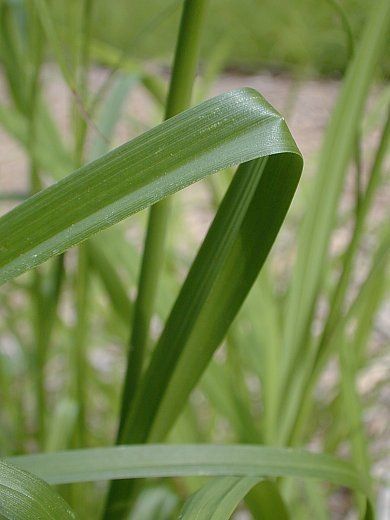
[117,0,209,439]
[105,2,209,518]
[71,0,93,449]
[278,112,390,447]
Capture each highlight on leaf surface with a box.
[0,87,302,286]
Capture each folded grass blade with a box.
[0,88,301,286]
[118,152,300,451]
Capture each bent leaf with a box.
[117,155,301,455]
[179,476,261,519]
[0,87,301,285]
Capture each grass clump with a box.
[0,0,388,518]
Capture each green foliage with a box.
[179,477,262,519]
[0,88,301,285]
[0,0,388,518]
[0,460,76,520]
[9,444,366,490]
[89,0,380,76]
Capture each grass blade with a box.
[279,0,390,444]
[117,0,210,444]
[0,88,301,285]
[179,476,261,519]
[118,151,301,447]
[282,0,390,383]
[9,444,366,492]
[0,460,75,520]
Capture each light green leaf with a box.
[279,0,390,445]
[179,476,261,519]
[0,459,76,520]
[116,154,300,456]
[89,73,138,160]
[9,444,366,492]
[284,0,389,368]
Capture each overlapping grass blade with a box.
[9,444,366,492]
[284,229,390,449]
[0,460,75,520]
[0,88,301,285]
[279,0,390,444]
[118,151,301,445]
[282,0,390,380]
[179,476,261,519]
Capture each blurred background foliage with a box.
[50,0,389,77]
[0,0,389,517]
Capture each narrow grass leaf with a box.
[179,476,261,519]
[0,460,76,520]
[9,444,366,492]
[279,0,390,444]
[118,152,300,450]
[282,0,390,383]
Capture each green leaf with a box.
[179,476,261,519]
[279,0,390,444]
[9,444,366,492]
[0,87,301,286]
[116,156,300,455]
[245,480,289,520]
[0,459,76,520]
[284,0,389,367]
[117,156,301,449]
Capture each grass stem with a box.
[117,0,209,438]
[106,1,209,517]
